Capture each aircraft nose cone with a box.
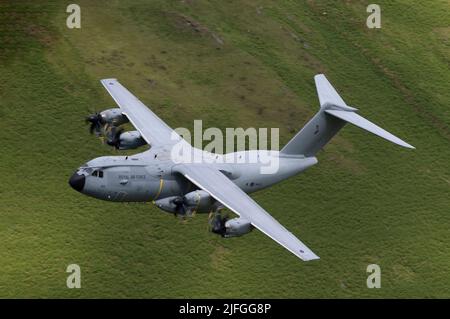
[69,172,85,192]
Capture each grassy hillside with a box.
[0,0,449,298]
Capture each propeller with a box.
[209,213,228,236]
[172,197,186,216]
[172,196,199,218]
[106,126,124,149]
[85,113,103,136]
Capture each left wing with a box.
[100,79,182,147]
[173,164,319,261]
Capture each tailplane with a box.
[281,74,414,156]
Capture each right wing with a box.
[100,79,182,147]
[173,164,319,261]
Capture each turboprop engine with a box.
[183,190,215,213]
[210,216,253,238]
[154,190,215,216]
[86,108,129,135]
[106,127,146,150]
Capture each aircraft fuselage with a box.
[69,147,317,210]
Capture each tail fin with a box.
[280,74,414,156]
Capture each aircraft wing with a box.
[100,79,182,147]
[173,164,319,261]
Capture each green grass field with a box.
[0,0,449,298]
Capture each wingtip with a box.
[398,140,415,149]
[298,250,320,261]
[302,254,320,262]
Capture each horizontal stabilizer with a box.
[325,109,415,149]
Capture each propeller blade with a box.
[86,113,103,136]
[171,197,194,218]
[106,126,123,149]
[210,213,228,236]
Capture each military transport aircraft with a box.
[69,74,414,261]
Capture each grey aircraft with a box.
[69,74,414,261]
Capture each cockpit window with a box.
[91,170,104,178]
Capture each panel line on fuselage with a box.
[152,178,164,202]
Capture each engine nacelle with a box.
[224,217,253,237]
[117,131,146,150]
[183,190,214,213]
[100,108,129,126]
[154,191,215,216]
